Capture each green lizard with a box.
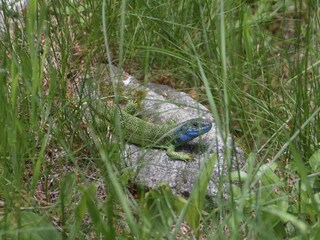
[95,104,212,161]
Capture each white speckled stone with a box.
[118,70,245,199]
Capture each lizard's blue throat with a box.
[172,119,212,147]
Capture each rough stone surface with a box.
[119,72,245,199]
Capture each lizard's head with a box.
[172,118,212,147]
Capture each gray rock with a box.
[120,73,245,199]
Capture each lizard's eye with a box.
[192,122,198,127]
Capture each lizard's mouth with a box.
[186,121,212,138]
[173,120,212,146]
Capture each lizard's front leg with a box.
[166,145,192,161]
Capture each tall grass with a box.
[0,0,319,239]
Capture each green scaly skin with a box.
[96,104,212,161]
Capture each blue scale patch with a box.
[172,119,212,147]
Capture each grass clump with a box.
[0,0,320,239]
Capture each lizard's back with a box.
[109,107,173,147]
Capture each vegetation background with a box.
[0,0,319,239]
